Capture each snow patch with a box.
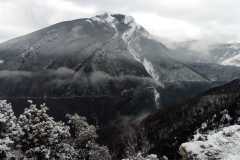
[153,88,160,109]
[123,16,134,25]
[221,53,240,67]
[121,17,164,107]
[180,125,240,160]
[85,19,92,23]
[143,58,160,81]
[229,43,240,50]
[90,13,119,38]
[122,19,164,87]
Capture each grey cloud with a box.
[70,0,240,42]
[0,0,240,43]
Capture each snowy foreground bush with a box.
[0,100,159,160]
[179,125,240,160]
[0,100,111,160]
[122,153,162,160]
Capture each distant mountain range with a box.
[168,40,240,66]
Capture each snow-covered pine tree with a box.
[66,113,98,145]
[0,101,112,159]
[18,102,72,159]
[0,100,22,159]
[122,153,160,160]
[66,113,112,160]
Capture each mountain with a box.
[167,40,212,63]
[0,13,168,117]
[221,52,240,66]
[210,43,240,64]
[1,13,240,105]
[0,13,209,104]
[168,40,240,67]
[0,13,215,85]
[0,13,223,115]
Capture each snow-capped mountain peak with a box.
[87,13,164,87]
[89,13,142,35]
[91,12,135,25]
[90,12,117,24]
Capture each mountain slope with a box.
[140,79,240,159]
[168,40,240,67]
[0,13,224,112]
[0,13,167,109]
[210,43,240,67]
[0,13,213,84]
[2,13,240,88]
[222,53,240,66]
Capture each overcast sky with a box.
[0,0,240,43]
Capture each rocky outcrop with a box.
[180,125,240,160]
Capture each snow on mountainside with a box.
[0,13,167,111]
[222,53,240,67]
[120,14,163,86]
[180,125,240,160]
[168,40,240,67]
[3,13,239,88]
[91,13,162,85]
[210,43,240,66]
[0,13,219,86]
[0,13,161,82]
